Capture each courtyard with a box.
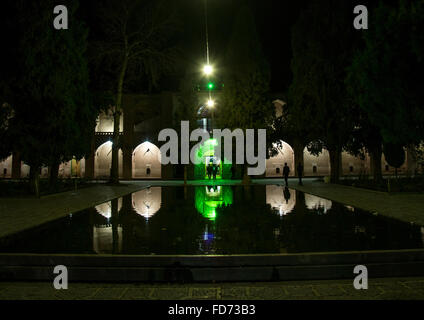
[1,0,424,307]
[0,178,423,300]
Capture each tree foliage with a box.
[1,0,95,194]
[347,0,424,147]
[175,73,198,128]
[217,5,273,131]
[383,143,406,170]
[91,0,180,183]
[288,0,360,182]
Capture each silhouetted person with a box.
[297,162,303,185]
[212,164,218,180]
[207,164,212,180]
[283,186,291,204]
[283,162,290,186]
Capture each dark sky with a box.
[80,0,381,93]
[175,0,383,92]
[176,0,310,92]
[80,0,311,92]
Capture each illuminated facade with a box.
[0,93,418,180]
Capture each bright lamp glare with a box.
[203,65,213,75]
[207,99,215,108]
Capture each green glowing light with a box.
[207,82,215,90]
[195,186,233,221]
[193,139,233,180]
[205,138,218,147]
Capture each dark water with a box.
[0,185,423,255]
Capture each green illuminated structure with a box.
[193,139,232,180]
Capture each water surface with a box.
[0,185,422,255]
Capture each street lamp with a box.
[207,99,215,108]
[203,64,213,76]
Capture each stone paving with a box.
[0,277,423,300]
[0,182,150,238]
[0,179,424,300]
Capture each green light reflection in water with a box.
[195,185,233,221]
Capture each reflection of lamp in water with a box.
[203,224,213,241]
[144,201,151,219]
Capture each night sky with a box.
[151,0,379,92]
[3,0,383,93]
[169,0,311,92]
[79,0,316,93]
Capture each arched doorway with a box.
[132,142,161,179]
[303,147,331,176]
[0,155,12,178]
[192,139,231,180]
[266,141,295,177]
[95,142,123,179]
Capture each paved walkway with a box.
[0,183,151,238]
[1,179,423,300]
[255,178,424,226]
[0,277,423,300]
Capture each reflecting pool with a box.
[0,185,423,255]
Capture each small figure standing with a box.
[297,162,304,186]
[207,163,212,180]
[283,162,290,186]
[212,164,217,180]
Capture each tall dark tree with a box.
[383,143,405,178]
[91,0,180,184]
[347,0,424,169]
[218,5,273,130]
[288,0,359,182]
[0,103,14,161]
[2,0,95,196]
[217,5,274,181]
[174,71,199,183]
[0,1,19,162]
